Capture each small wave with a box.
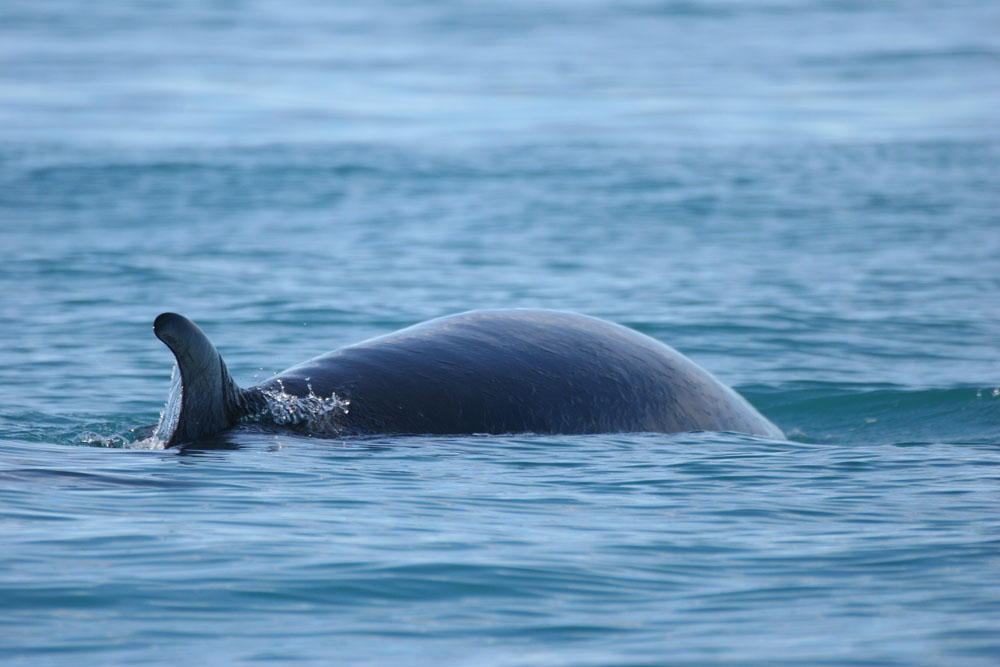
[755,383,1000,445]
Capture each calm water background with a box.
[2,1,999,664]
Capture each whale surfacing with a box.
[153,309,783,447]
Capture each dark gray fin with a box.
[153,313,249,447]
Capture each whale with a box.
[151,309,783,447]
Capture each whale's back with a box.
[255,310,783,438]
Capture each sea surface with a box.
[1,1,999,664]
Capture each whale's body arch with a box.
[153,310,783,446]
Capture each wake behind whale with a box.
[152,309,783,447]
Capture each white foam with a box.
[253,384,351,435]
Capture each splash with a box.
[151,363,182,446]
[78,426,164,450]
[250,383,351,435]
[72,365,181,449]
[85,364,180,449]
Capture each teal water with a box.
[2,1,999,664]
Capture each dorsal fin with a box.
[153,313,246,446]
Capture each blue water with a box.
[2,1,999,664]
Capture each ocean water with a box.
[2,0,999,664]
